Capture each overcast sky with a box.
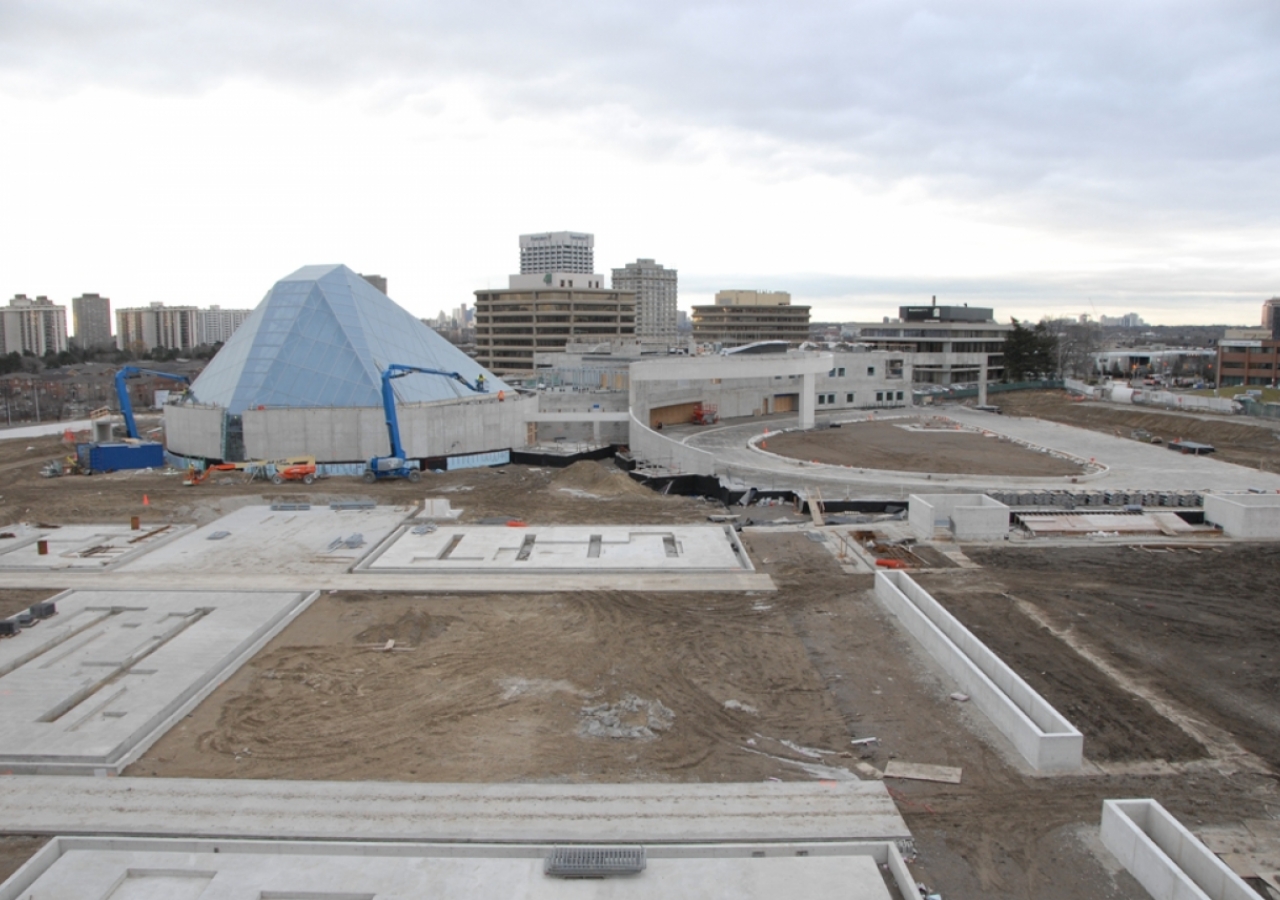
[2,1,1278,327]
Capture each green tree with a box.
[1003,318,1059,381]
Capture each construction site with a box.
[1,264,1279,898]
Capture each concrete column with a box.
[978,364,988,407]
[800,372,816,429]
[593,420,601,443]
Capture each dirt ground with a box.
[0,435,711,528]
[4,428,1280,898]
[994,390,1280,472]
[935,543,1280,772]
[764,418,1085,476]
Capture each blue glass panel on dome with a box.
[189,264,505,414]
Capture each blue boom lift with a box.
[363,364,489,483]
[76,366,190,473]
[115,366,191,439]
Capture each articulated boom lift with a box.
[114,366,190,440]
[363,364,489,483]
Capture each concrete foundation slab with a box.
[0,589,313,774]
[0,837,912,900]
[0,777,910,843]
[358,525,754,573]
[0,523,192,571]
[116,505,413,576]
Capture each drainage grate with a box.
[544,846,646,878]
[271,502,311,511]
[330,499,375,510]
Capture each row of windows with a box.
[816,390,906,405]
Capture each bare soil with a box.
[0,836,48,884]
[994,390,1280,472]
[952,543,1280,771]
[3,435,1278,899]
[764,419,1085,476]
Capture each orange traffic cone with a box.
[142,494,150,506]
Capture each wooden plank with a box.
[883,761,962,784]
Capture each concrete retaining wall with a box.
[1101,799,1257,900]
[1204,493,1280,538]
[242,397,531,463]
[629,410,717,475]
[908,493,1010,540]
[874,570,1083,772]
[163,404,224,459]
[1064,378,1097,398]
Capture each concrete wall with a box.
[1101,799,1257,900]
[163,403,224,459]
[1133,389,1237,414]
[532,391,630,444]
[1204,493,1280,538]
[874,571,1083,772]
[242,396,532,463]
[908,493,1009,541]
[629,410,717,475]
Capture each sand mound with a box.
[548,460,651,499]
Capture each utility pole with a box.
[33,381,40,423]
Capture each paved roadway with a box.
[677,407,1280,496]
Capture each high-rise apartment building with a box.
[691,290,810,348]
[71,293,113,349]
[1,295,68,356]
[360,274,388,294]
[116,303,200,353]
[519,232,593,275]
[611,258,678,342]
[198,305,254,345]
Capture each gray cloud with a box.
[3,1,1279,228]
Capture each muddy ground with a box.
[994,390,1280,472]
[931,543,1280,773]
[763,418,1085,476]
[4,423,1280,898]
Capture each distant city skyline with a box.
[2,3,1277,327]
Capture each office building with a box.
[71,293,113,350]
[519,232,593,275]
[612,259,678,342]
[854,301,1011,385]
[360,274,388,294]
[1,295,68,356]
[474,274,635,374]
[691,290,810,348]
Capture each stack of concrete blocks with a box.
[1100,799,1257,900]
[908,493,1010,541]
[874,570,1083,773]
[1204,493,1280,538]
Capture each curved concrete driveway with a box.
[678,406,1280,496]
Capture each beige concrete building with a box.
[116,303,200,353]
[197,305,254,345]
[612,259,678,342]
[856,305,1010,385]
[691,290,809,348]
[71,293,113,350]
[1,294,68,356]
[474,277,636,374]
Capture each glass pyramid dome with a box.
[189,264,508,414]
